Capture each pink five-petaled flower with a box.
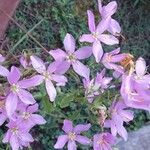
[98,0,121,36]
[54,120,91,150]
[102,48,126,74]
[49,33,92,79]
[17,103,46,129]
[104,100,134,141]
[0,54,9,77]
[83,69,112,103]
[30,55,68,101]
[79,9,119,63]
[2,121,34,150]
[93,132,115,150]
[6,66,42,118]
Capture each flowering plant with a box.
[0,0,149,150]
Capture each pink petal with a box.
[51,74,67,86]
[111,54,126,62]
[62,120,73,133]
[0,65,9,77]
[10,135,19,150]
[54,60,71,74]
[19,132,34,142]
[27,103,39,113]
[74,123,91,134]
[0,114,7,126]
[87,10,96,33]
[101,77,112,88]
[47,61,62,73]
[79,34,94,43]
[19,56,28,69]
[67,140,77,150]
[18,75,44,89]
[108,18,121,35]
[30,55,46,74]
[104,120,111,128]
[31,114,46,125]
[93,134,101,150]
[108,63,124,74]
[72,61,90,79]
[76,135,91,145]
[45,80,56,102]
[74,46,92,60]
[2,131,11,143]
[120,110,134,122]
[18,89,36,104]
[54,135,68,149]
[109,48,120,55]
[102,1,117,18]
[98,0,102,14]
[92,41,103,63]
[6,92,18,118]
[0,54,5,62]
[49,49,67,61]
[99,34,119,45]
[96,17,111,34]
[64,33,75,54]
[113,71,121,78]
[7,66,21,84]
[135,57,146,77]
[111,122,117,137]
[117,125,128,141]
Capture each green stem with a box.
[6,145,9,150]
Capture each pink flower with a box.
[98,0,121,35]
[80,10,119,62]
[54,120,91,149]
[104,100,134,141]
[0,54,9,77]
[49,33,92,79]
[0,54,5,62]
[121,74,150,111]
[83,69,112,103]
[93,132,115,150]
[19,53,31,69]
[134,57,150,86]
[2,121,34,150]
[17,103,46,129]
[6,66,42,118]
[30,55,67,101]
[102,48,126,74]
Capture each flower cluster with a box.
[0,0,149,150]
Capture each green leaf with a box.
[42,95,54,114]
[57,93,74,108]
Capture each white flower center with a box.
[106,54,112,62]
[66,54,76,63]
[68,132,76,141]
[11,84,20,93]
[92,32,99,40]
[43,71,52,80]
[22,112,31,120]
[97,138,106,145]
[11,127,19,135]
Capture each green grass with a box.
[0,0,149,149]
